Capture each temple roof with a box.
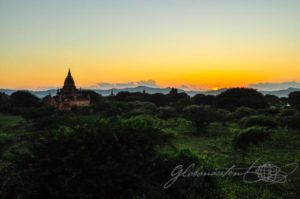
[62,69,77,94]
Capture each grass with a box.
[173,121,300,198]
[0,113,28,156]
[0,113,25,131]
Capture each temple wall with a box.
[46,97,90,111]
[68,100,90,107]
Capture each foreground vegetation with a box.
[0,88,300,198]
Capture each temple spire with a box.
[62,68,76,94]
[67,68,71,77]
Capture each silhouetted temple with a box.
[46,69,90,111]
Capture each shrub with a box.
[182,105,212,134]
[158,106,178,119]
[229,107,257,120]
[233,127,270,159]
[279,114,300,130]
[240,115,278,129]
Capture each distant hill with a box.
[1,87,300,98]
[94,86,186,96]
[0,89,15,95]
[249,81,300,91]
[0,87,187,98]
[0,89,58,98]
[261,88,300,97]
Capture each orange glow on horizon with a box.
[1,1,299,90]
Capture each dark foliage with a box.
[158,106,178,119]
[265,94,281,106]
[0,92,12,113]
[1,88,300,198]
[146,93,167,106]
[192,94,215,106]
[229,107,257,120]
[115,91,145,102]
[0,116,220,199]
[215,88,268,110]
[81,90,102,104]
[288,91,300,111]
[167,92,190,103]
[279,114,300,130]
[182,105,223,134]
[233,127,270,159]
[240,115,277,129]
[10,91,39,107]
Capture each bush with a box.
[279,114,300,130]
[240,115,278,129]
[233,127,270,159]
[229,107,257,120]
[158,106,178,119]
[182,105,212,134]
[278,108,297,117]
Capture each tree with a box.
[183,105,212,134]
[146,93,167,106]
[215,88,268,110]
[10,91,39,107]
[0,92,12,113]
[125,101,157,117]
[240,115,277,129]
[288,91,300,111]
[81,90,102,104]
[230,107,257,120]
[280,97,289,106]
[167,91,190,103]
[92,100,124,116]
[169,88,178,95]
[0,92,9,103]
[192,94,215,106]
[233,127,270,160]
[265,94,281,106]
[279,114,300,130]
[158,106,178,119]
[115,91,145,102]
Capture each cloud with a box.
[34,86,58,91]
[95,80,159,89]
[248,81,300,91]
[93,81,210,91]
[177,84,208,91]
[137,80,158,87]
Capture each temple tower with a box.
[45,68,90,111]
[61,69,77,97]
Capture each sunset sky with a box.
[0,0,299,90]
